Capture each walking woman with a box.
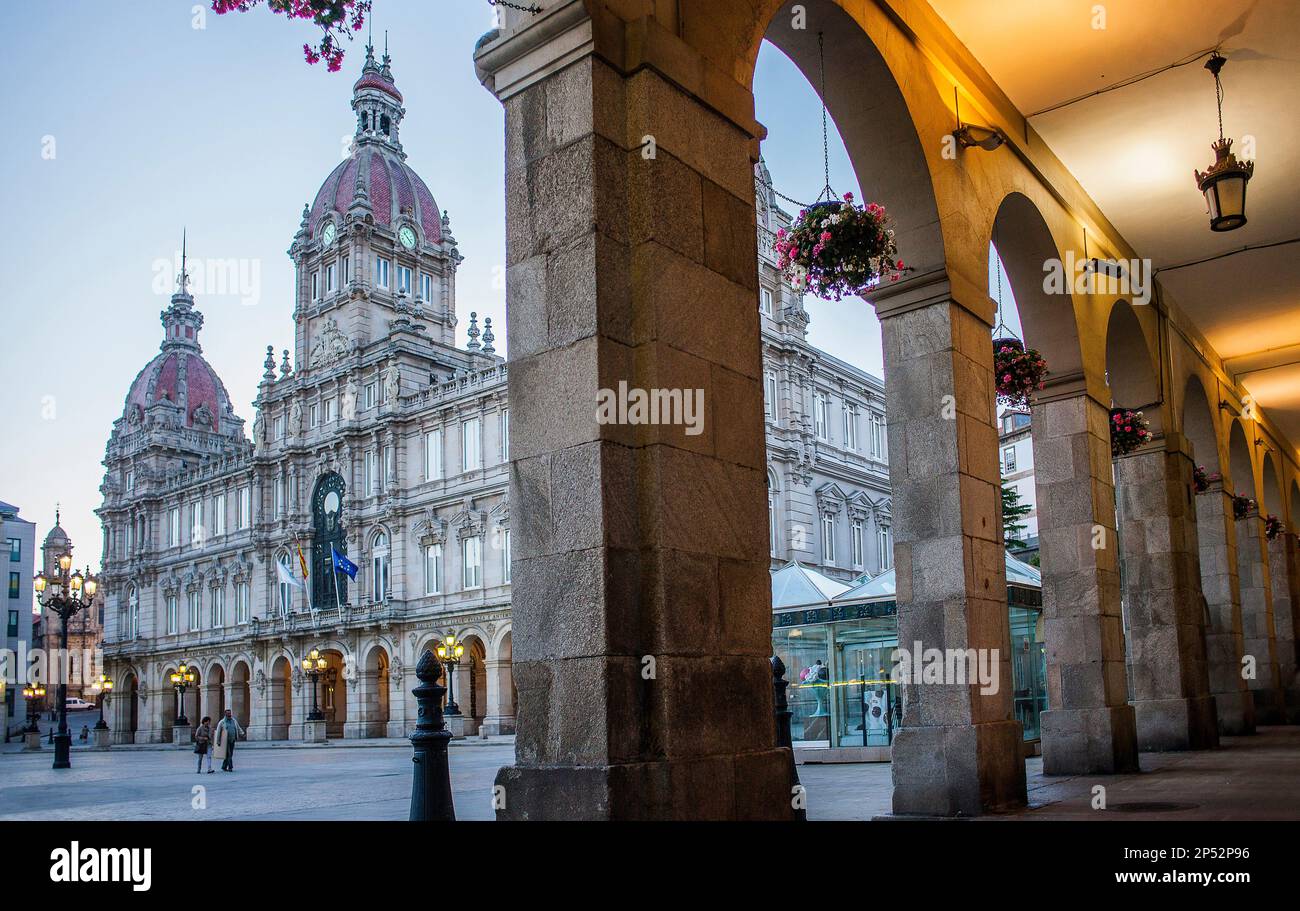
[194,716,214,774]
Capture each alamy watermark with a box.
[1,645,104,687]
[595,381,705,436]
[1042,251,1153,306]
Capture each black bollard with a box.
[409,649,456,821]
[771,655,807,821]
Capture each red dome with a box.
[124,350,233,430]
[308,147,442,243]
[353,72,403,103]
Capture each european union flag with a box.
[331,545,358,580]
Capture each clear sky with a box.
[0,0,1015,574]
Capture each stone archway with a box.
[991,191,1137,775]
[484,630,516,736]
[1185,375,1255,735]
[319,648,348,739]
[1106,298,1218,752]
[230,660,252,730]
[359,644,391,738]
[268,655,293,741]
[203,662,226,723]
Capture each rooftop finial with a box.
[482,318,496,356]
[55,504,60,527]
[466,312,481,352]
[178,227,191,294]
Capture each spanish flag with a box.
[295,540,310,581]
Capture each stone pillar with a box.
[1236,511,1285,722]
[1195,482,1256,734]
[482,658,517,735]
[878,285,1027,816]
[1114,436,1219,750]
[1266,534,1299,719]
[1030,388,1138,773]
[477,2,794,819]
[1283,531,1300,716]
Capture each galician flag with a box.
[331,545,359,580]
[276,560,305,591]
[296,541,309,581]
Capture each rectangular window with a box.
[324,398,336,423]
[815,392,830,440]
[187,591,201,630]
[425,429,443,480]
[365,383,377,410]
[275,477,286,516]
[236,582,250,624]
[502,529,512,584]
[420,272,432,302]
[273,415,285,440]
[764,371,779,421]
[376,257,390,289]
[424,544,442,595]
[397,265,412,294]
[821,513,836,566]
[309,403,319,428]
[214,495,226,536]
[124,522,133,554]
[191,501,205,547]
[341,255,350,285]
[311,271,319,300]
[7,538,18,563]
[237,487,251,529]
[499,409,510,462]
[210,587,225,628]
[169,507,181,547]
[7,609,17,636]
[325,262,336,294]
[125,470,134,491]
[1002,446,1017,474]
[365,450,378,493]
[462,417,481,471]
[878,524,892,571]
[851,520,864,569]
[463,536,482,589]
[166,595,178,635]
[844,403,859,450]
[381,445,393,488]
[7,574,18,600]
[870,413,887,461]
[760,286,774,315]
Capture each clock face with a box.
[398,226,417,250]
[322,222,337,247]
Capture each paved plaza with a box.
[3,726,1297,822]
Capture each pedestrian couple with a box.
[194,709,244,773]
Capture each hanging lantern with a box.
[1194,53,1254,232]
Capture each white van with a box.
[64,697,94,711]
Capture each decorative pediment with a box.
[846,491,872,520]
[873,497,892,523]
[815,482,847,514]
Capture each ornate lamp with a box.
[302,648,328,721]
[170,661,196,727]
[1194,53,1254,232]
[33,546,98,769]
[435,633,466,716]
[93,673,114,731]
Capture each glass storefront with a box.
[772,589,1046,753]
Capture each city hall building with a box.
[98,47,893,744]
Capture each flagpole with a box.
[333,545,344,617]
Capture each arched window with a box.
[380,115,391,135]
[372,532,391,603]
[277,551,294,616]
[126,584,140,639]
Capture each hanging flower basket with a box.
[1265,514,1284,540]
[994,339,1048,407]
[1109,408,1151,456]
[1231,493,1256,520]
[774,193,906,301]
[1192,465,1222,493]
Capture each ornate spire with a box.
[280,349,293,379]
[161,228,203,351]
[262,345,277,383]
[482,318,496,356]
[351,31,403,152]
[466,312,481,352]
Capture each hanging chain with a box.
[1214,69,1225,142]
[488,0,542,14]
[817,31,836,202]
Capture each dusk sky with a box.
[0,0,1015,573]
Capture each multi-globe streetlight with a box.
[33,551,98,769]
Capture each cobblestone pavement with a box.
[2,727,1296,821]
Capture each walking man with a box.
[214,709,245,772]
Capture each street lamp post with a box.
[435,634,465,716]
[170,662,196,727]
[93,673,114,730]
[302,648,327,721]
[33,551,98,770]
[22,683,46,732]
